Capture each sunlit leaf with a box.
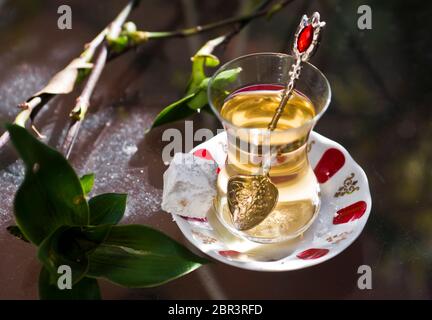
[212,67,242,89]
[89,193,127,225]
[87,225,208,288]
[149,36,230,130]
[7,124,89,245]
[187,67,242,110]
[186,36,224,94]
[193,36,225,66]
[187,78,210,110]
[80,173,95,196]
[149,93,196,130]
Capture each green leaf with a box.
[39,267,101,300]
[187,68,241,111]
[212,67,242,89]
[38,225,112,285]
[6,225,30,243]
[187,78,210,110]
[193,36,224,67]
[107,22,149,54]
[107,35,129,53]
[80,173,95,196]
[148,37,238,130]
[89,193,127,225]
[187,90,208,110]
[149,93,196,130]
[6,124,89,245]
[186,36,224,94]
[87,225,208,288]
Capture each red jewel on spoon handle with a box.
[297,24,314,53]
[267,12,326,131]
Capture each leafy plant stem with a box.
[0,0,295,151]
[0,1,138,151]
[61,0,138,158]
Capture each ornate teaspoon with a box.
[227,12,326,231]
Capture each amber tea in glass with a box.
[208,53,331,243]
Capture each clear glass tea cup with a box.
[207,53,331,243]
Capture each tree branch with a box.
[108,0,294,60]
[145,0,293,40]
[0,1,139,150]
[0,0,295,152]
[62,0,138,158]
[61,48,108,158]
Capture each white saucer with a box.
[172,131,372,271]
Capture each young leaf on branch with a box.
[0,1,140,150]
[107,21,148,53]
[149,37,242,130]
[0,0,296,150]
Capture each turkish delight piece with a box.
[162,153,217,218]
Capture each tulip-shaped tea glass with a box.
[208,53,331,243]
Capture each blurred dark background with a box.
[0,0,431,299]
